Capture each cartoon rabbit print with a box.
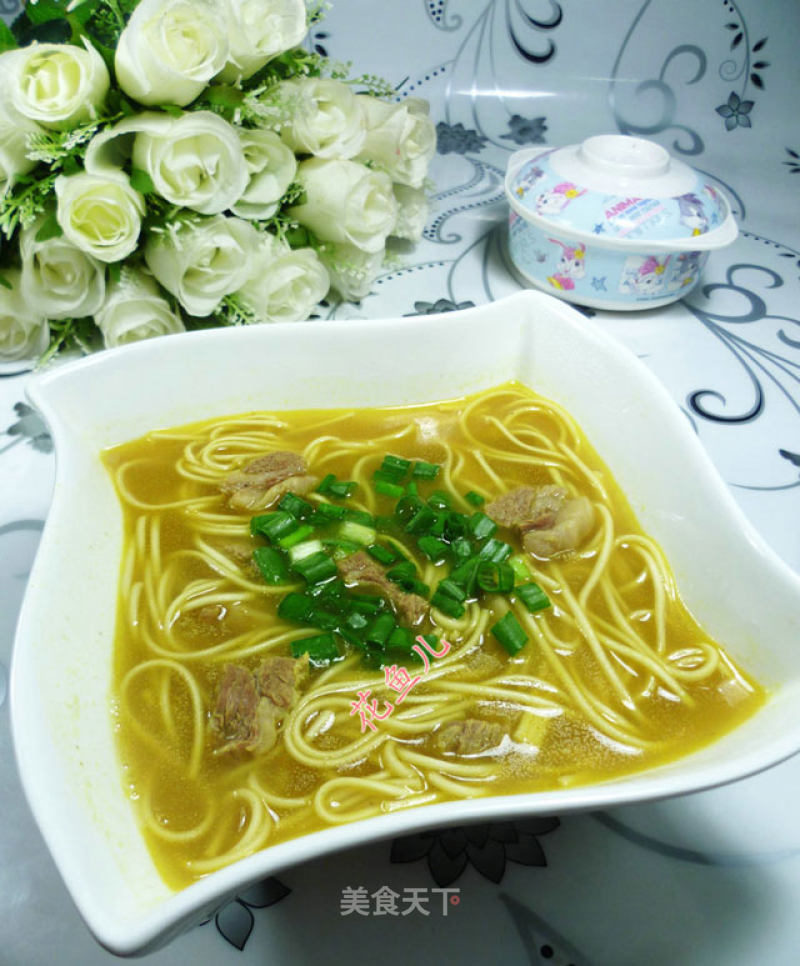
[547,239,587,291]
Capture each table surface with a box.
[2,1,799,963]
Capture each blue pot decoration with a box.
[504,135,738,310]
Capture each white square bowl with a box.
[11,291,800,955]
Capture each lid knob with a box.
[579,135,670,178]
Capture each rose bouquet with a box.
[0,0,436,363]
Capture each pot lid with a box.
[506,135,730,243]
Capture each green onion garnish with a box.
[291,632,340,665]
[312,502,347,523]
[250,510,297,543]
[252,546,290,584]
[386,561,417,583]
[491,611,528,655]
[476,560,515,593]
[366,611,396,647]
[366,544,397,566]
[468,512,497,541]
[337,520,376,545]
[291,551,338,585]
[317,473,357,498]
[478,537,513,562]
[465,490,485,507]
[417,534,449,562]
[278,523,315,549]
[430,588,466,618]
[277,492,315,519]
[378,454,412,482]
[375,480,405,499]
[278,592,314,622]
[412,460,440,480]
[517,582,551,613]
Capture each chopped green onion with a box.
[291,632,340,665]
[322,539,362,559]
[343,508,375,527]
[250,511,297,543]
[338,520,377,545]
[377,454,411,483]
[517,582,551,613]
[427,489,451,510]
[387,626,415,652]
[412,460,440,480]
[509,554,533,582]
[468,512,497,541]
[308,577,346,599]
[491,611,528,655]
[436,577,467,603]
[278,523,315,549]
[404,504,436,535]
[449,557,481,595]
[313,502,347,523]
[476,560,515,593]
[417,534,449,562]
[450,536,473,560]
[287,538,324,564]
[465,490,485,507]
[291,551,338,585]
[278,592,314,622]
[348,594,385,615]
[386,561,416,583]
[252,546,290,584]
[430,588,466,618]
[443,512,468,541]
[277,492,315,519]
[345,611,369,631]
[478,537,513,562]
[317,473,357,498]
[366,611,396,647]
[366,544,397,566]
[375,480,405,499]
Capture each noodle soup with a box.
[103,382,764,889]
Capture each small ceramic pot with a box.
[504,134,738,310]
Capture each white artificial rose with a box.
[319,242,384,301]
[232,128,297,221]
[95,268,185,348]
[115,0,228,107]
[131,111,248,215]
[4,40,109,130]
[19,221,105,320]
[391,183,428,242]
[0,270,49,363]
[356,96,436,189]
[145,214,258,316]
[236,235,330,322]
[55,171,144,263]
[290,158,397,254]
[278,78,366,159]
[218,0,307,82]
[0,60,42,185]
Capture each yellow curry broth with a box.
[103,383,764,889]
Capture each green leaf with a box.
[160,104,183,117]
[34,214,63,242]
[130,167,156,195]
[0,274,13,290]
[24,0,71,25]
[0,18,18,51]
[205,84,246,108]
